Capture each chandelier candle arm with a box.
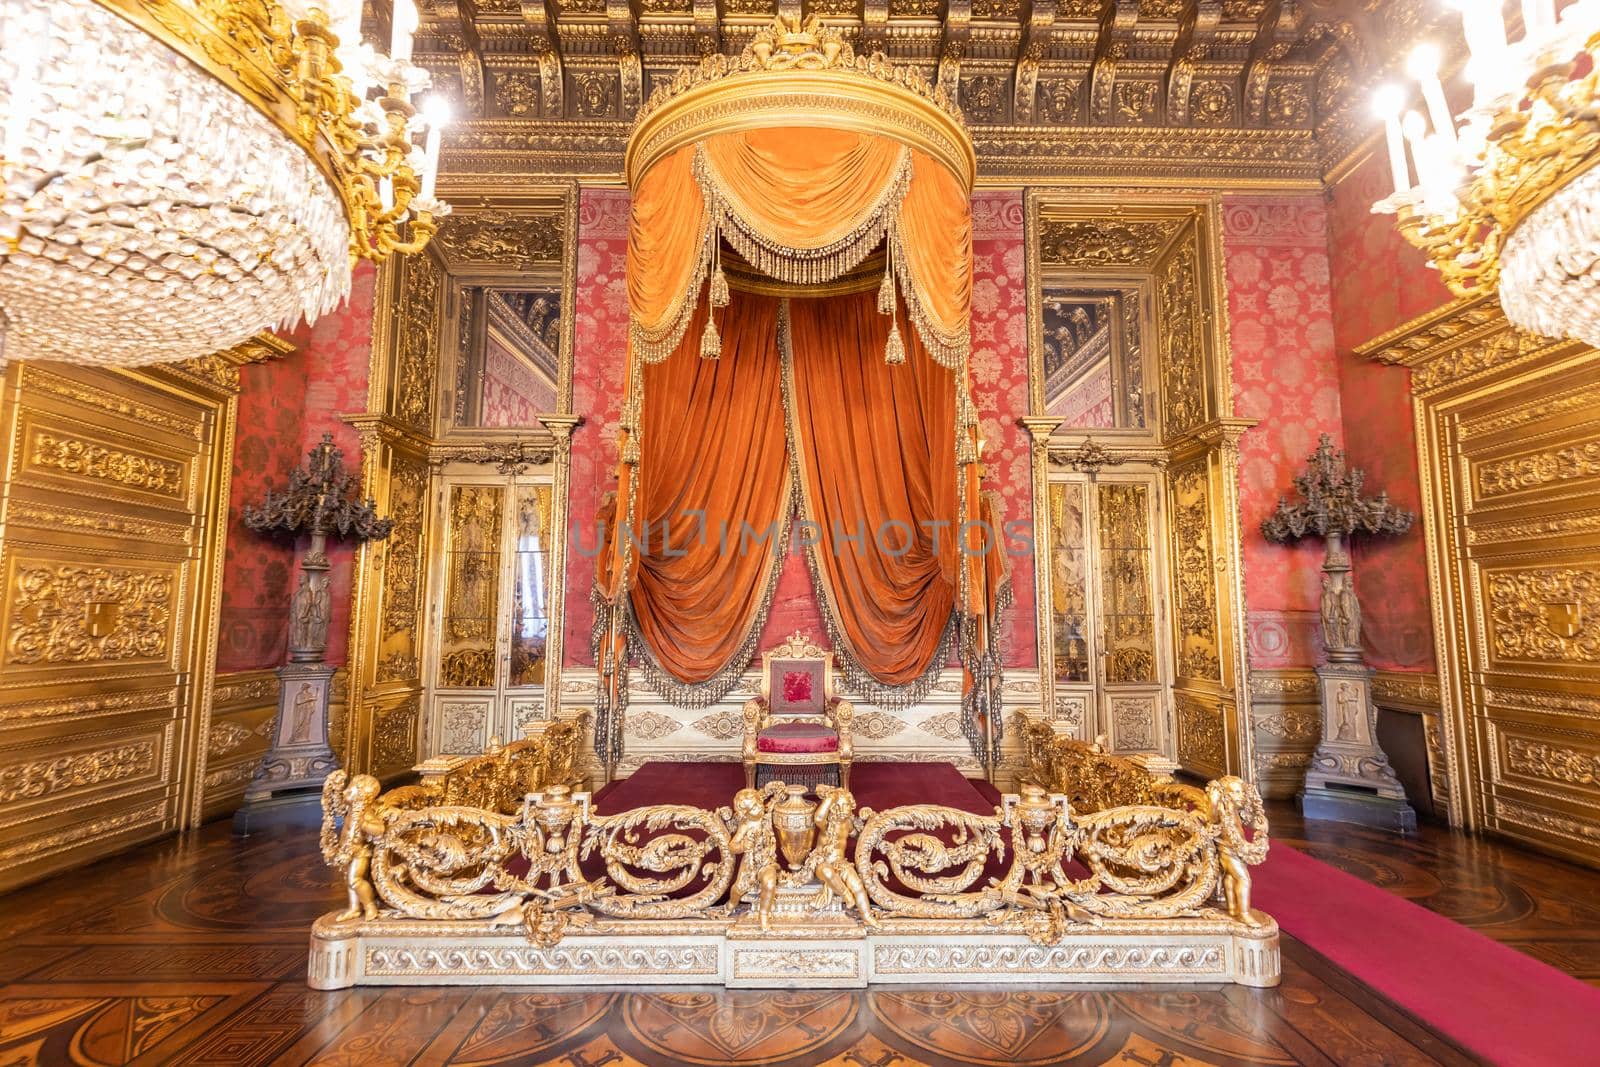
[1372,2,1600,346]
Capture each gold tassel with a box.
[877,268,896,316]
[622,434,640,465]
[710,264,730,308]
[885,320,905,365]
[700,314,721,359]
[957,426,977,466]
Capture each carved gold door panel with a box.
[1388,303,1600,865]
[1044,473,1172,756]
[1442,356,1600,864]
[0,361,235,890]
[425,477,554,755]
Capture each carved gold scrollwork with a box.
[27,430,185,496]
[320,714,1271,945]
[6,565,173,666]
[1487,568,1600,663]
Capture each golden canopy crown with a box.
[625,15,975,194]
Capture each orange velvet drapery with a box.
[785,291,957,688]
[627,146,710,356]
[703,129,906,253]
[619,291,792,691]
[596,117,999,769]
[625,130,970,363]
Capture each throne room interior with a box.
[3,1,1600,1064]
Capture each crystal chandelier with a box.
[1372,1,1600,346]
[0,0,450,368]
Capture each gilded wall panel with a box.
[1174,691,1226,779]
[1170,458,1221,681]
[3,559,179,672]
[16,417,196,512]
[1364,300,1600,865]
[200,668,279,821]
[1482,564,1600,668]
[1156,245,1208,439]
[0,355,239,890]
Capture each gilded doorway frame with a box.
[341,185,580,779]
[1021,192,1255,782]
[1363,298,1600,864]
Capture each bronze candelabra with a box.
[237,434,393,823]
[1261,434,1417,830]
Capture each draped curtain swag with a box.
[595,42,1007,774]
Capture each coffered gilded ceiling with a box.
[407,0,1447,187]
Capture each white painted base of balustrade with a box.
[308,912,1280,990]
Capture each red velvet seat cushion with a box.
[756,721,839,754]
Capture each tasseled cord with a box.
[881,227,905,365]
[703,217,728,359]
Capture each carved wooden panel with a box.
[1175,692,1226,780]
[0,361,236,890]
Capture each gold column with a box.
[538,413,582,726]
[1021,415,1064,725]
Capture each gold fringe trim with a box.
[693,143,914,287]
[629,209,717,365]
[887,219,969,370]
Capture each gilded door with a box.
[1421,343,1600,864]
[1045,471,1173,755]
[425,475,556,755]
[0,360,234,890]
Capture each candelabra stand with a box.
[235,434,393,829]
[1262,435,1417,831]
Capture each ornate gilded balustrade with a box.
[310,716,1276,989]
[1018,712,1208,814]
[377,716,587,815]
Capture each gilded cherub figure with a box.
[811,785,877,927]
[319,770,387,922]
[1206,775,1271,927]
[728,787,781,930]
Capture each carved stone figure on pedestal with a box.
[236,434,394,829]
[1262,434,1417,831]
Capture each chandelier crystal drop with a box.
[1371,0,1600,346]
[0,0,450,369]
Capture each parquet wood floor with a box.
[0,802,1591,1065]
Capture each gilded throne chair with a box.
[742,633,854,791]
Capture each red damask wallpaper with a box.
[1328,152,1450,671]
[217,263,375,671]
[219,347,308,671]
[970,190,1035,668]
[481,333,557,428]
[564,190,631,666]
[1221,195,1342,669]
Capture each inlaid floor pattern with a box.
[2,802,1596,1065]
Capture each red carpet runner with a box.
[1253,841,1600,1066]
[598,761,1600,1062]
